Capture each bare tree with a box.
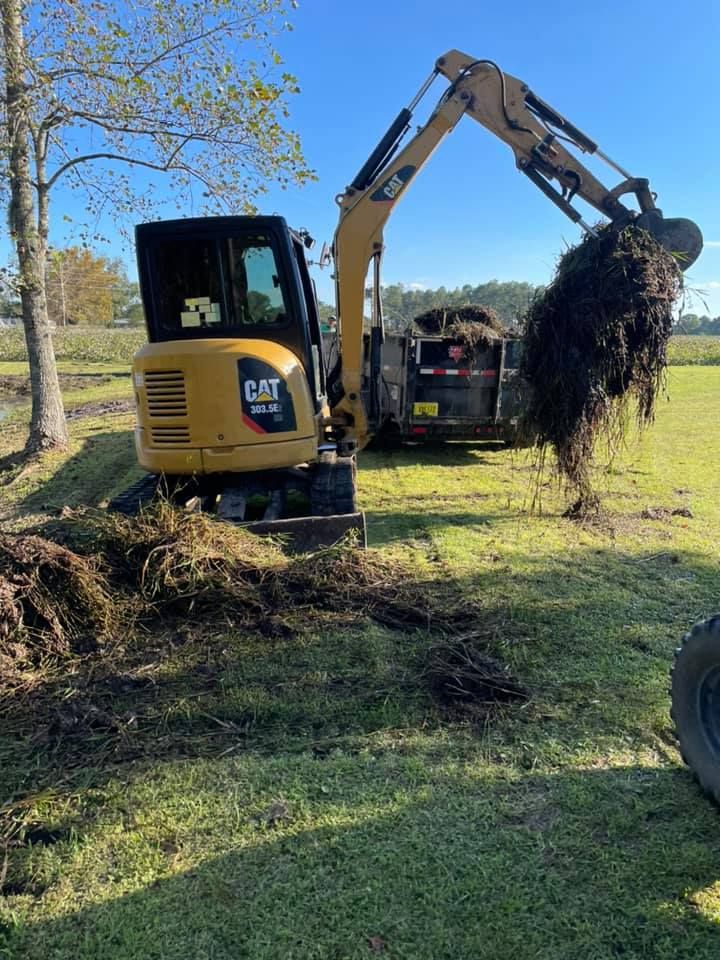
[0,0,312,451]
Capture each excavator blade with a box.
[635,211,703,271]
[243,512,367,553]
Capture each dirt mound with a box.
[0,534,114,658]
[521,224,680,510]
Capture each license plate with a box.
[413,402,438,417]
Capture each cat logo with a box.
[370,164,417,203]
[244,378,280,403]
[238,358,297,434]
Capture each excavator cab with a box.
[112,216,364,549]
[132,216,324,477]
[136,217,324,391]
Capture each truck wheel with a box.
[671,616,720,803]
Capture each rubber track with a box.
[107,474,161,516]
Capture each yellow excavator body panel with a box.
[132,338,319,475]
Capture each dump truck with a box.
[370,329,524,444]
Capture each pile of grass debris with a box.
[0,534,114,661]
[521,224,681,512]
[94,504,471,632]
[425,636,529,719]
[414,304,510,357]
[0,504,475,660]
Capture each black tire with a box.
[309,456,357,517]
[671,615,720,804]
[332,456,357,515]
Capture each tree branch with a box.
[130,16,249,79]
[46,152,187,190]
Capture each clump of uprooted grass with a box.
[425,636,529,719]
[414,304,511,359]
[89,502,470,633]
[87,504,283,620]
[0,507,529,777]
[0,501,504,661]
[0,533,114,661]
[0,503,478,661]
[521,224,681,514]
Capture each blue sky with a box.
[15,0,720,314]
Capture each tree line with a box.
[675,314,720,336]
[376,280,538,331]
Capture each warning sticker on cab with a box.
[413,402,438,417]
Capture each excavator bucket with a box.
[634,210,703,270]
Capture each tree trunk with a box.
[1,0,67,451]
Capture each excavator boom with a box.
[330,50,703,452]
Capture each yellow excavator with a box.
[110,49,703,549]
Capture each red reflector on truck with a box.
[418,368,498,377]
[411,426,428,435]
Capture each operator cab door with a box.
[136,215,323,408]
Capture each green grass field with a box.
[1,366,720,959]
[0,326,145,364]
[667,336,720,366]
[0,326,718,366]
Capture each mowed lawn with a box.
[1,365,720,959]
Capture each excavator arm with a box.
[330,49,703,452]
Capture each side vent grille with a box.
[145,369,190,445]
[145,370,188,418]
[150,426,191,445]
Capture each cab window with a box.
[151,234,289,334]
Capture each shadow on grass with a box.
[2,543,717,800]
[365,508,518,545]
[17,429,140,515]
[360,440,517,471]
[4,757,720,960]
[2,540,720,956]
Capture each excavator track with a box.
[107,473,162,516]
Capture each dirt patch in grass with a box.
[641,505,694,521]
[521,224,681,514]
[66,399,134,421]
[425,635,529,719]
[0,373,122,398]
